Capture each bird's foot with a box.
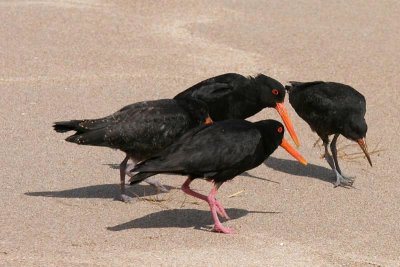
[118,194,133,203]
[145,177,169,193]
[215,200,230,220]
[213,223,235,234]
[333,171,355,188]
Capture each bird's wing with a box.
[189,82,232,101]
[65,100,192,149]
[104,107,191,149]
[71,100,170,131]
[303,93,336,113]
[174,73,245,102]
[132,121,261,176]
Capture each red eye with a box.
[272,89,279,95]
[277,127,283,133]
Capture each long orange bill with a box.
[204,116,213,125]
[280,138,307,166]
[275,102,300,147]
[357,138,372,166]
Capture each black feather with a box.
[174,73,285,121]
[129,119,286,185]
[53,120,83,133]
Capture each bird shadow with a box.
[25,183,175,199]
[264,156,334,184]
[107,208,279,231]
[104,163,121,170]
[240,171,280,184]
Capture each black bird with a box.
[129,119,307,234]
[174,73,300,146]
[53,98,212,202]
[286,81,372,187]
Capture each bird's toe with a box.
[145,178,170,193]
[157,184,170,193]
[213,224,235,234]
[334,172,355,188]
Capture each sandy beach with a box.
[1,0,399,266]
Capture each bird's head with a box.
[343,115,372,166]
[255,120,307,166]
[254,74,300,147]
[255,74,285,106]
[343,116,367,141]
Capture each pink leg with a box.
[214,200,230,220]
[207,185,234,234]
[181,178,207,201]
[181,178,230,219]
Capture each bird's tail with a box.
[53,120,83,133]
[128,155,179,185]
[53,120,108,146]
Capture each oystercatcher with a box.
[129,119,307,234]
[286,81,372,187]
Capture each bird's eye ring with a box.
[272,89,279,95]
[277,127,283,133]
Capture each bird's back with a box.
[287,81,366,136]
[174,73,246,100]
[56,99,197,160]
[174,73,260,120]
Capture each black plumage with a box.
[130,119,307,234]
[286,81,372,187]
[174,73,300,146]
[53,98,212,202]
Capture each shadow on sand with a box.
[27,157,334,200]
[240,171,280,184]
[107,208,279,231]
[264,156,334,184]
[25,183,175,199]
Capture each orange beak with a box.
[280,138,307,166]
[357,138,372,166]
[204,116,213,125]
[275,102,300,147]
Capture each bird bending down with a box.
[286,81,372,187]
[129,119,307,234]
[53,98,212,202]
[175,73,301,146]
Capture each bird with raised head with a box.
[129,119,307,234]
[286,81,372,187]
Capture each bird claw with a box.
[145,178,169,193]
[213,224,235,234]
[333,171,355,188]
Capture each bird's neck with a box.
[240,78,262,106]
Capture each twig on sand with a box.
[313,137,322,148]
[313,137,384,162]
[227,190,245,198]
[180,193,200,208]
[131,188,171,209]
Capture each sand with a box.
[1,0,399,266]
